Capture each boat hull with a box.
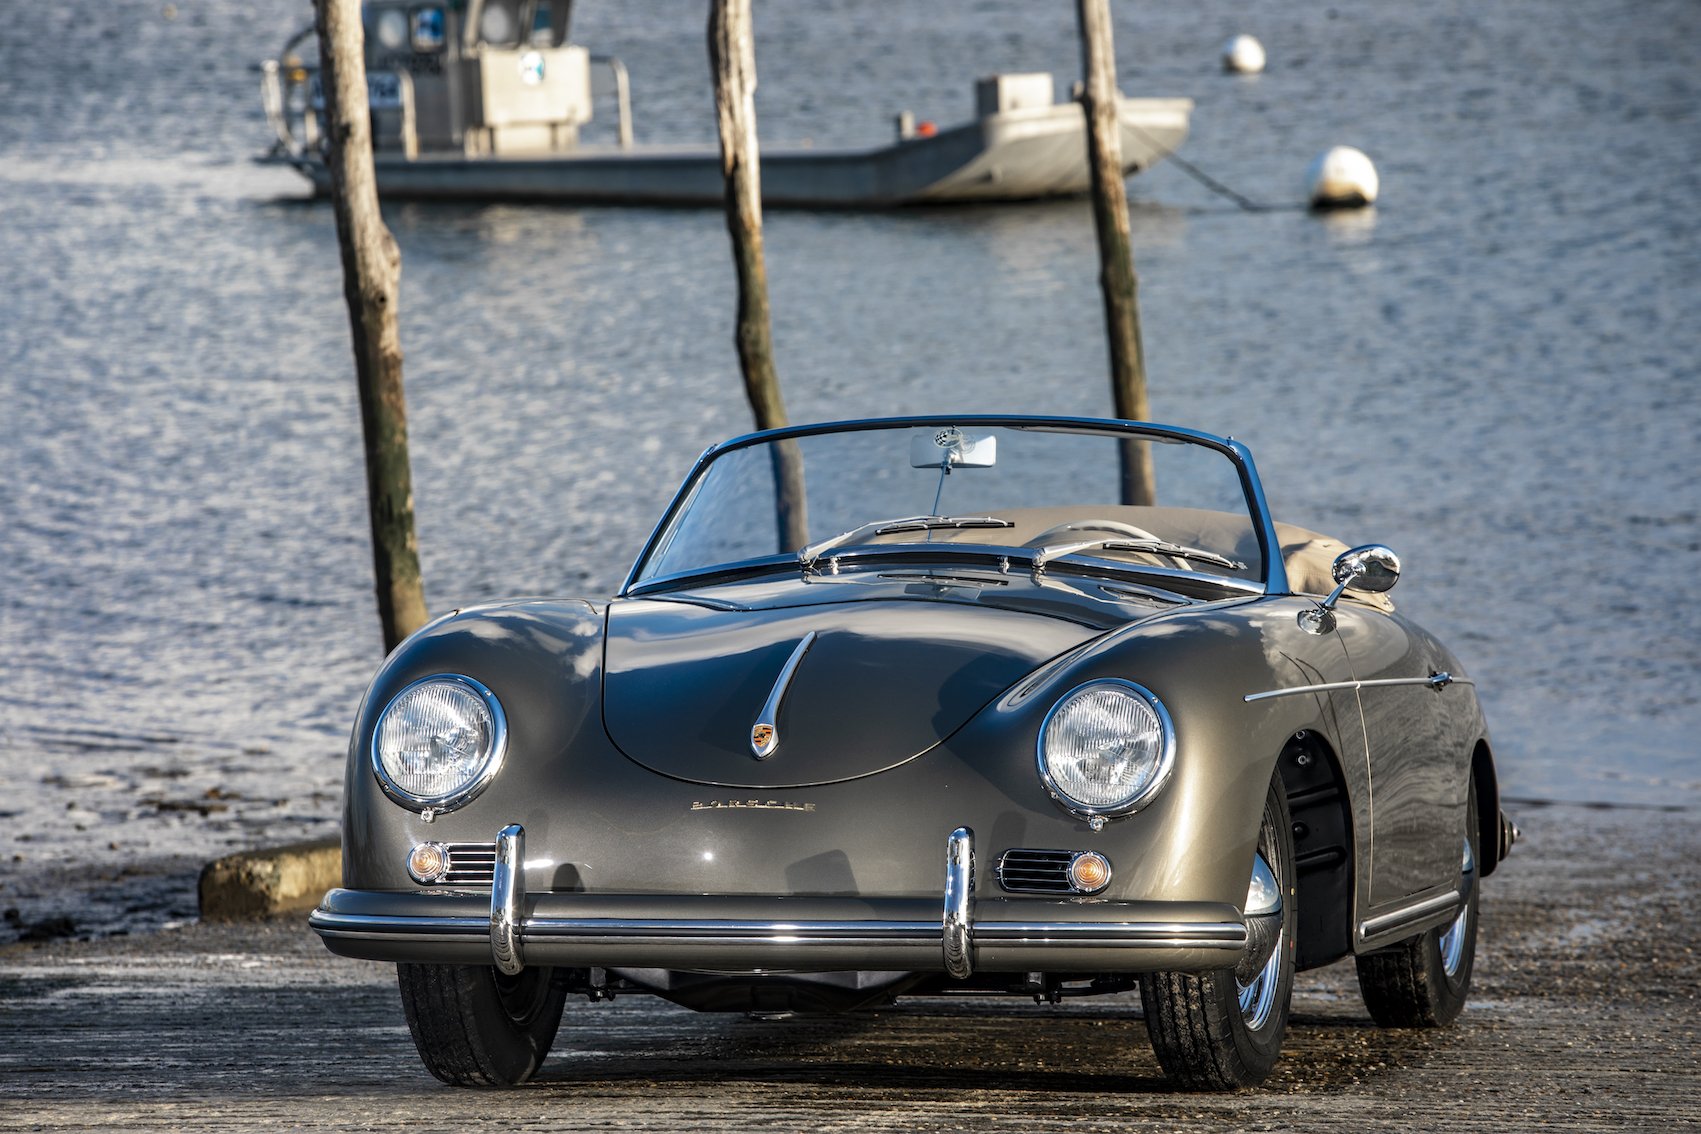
[276,99,1191,207]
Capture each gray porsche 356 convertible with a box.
[311,415,1515,1090]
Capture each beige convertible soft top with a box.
[1271,521,1395,611]
[925,504,1394,610]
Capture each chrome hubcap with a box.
[1237,849,1284,1030]
[1439,834,1475,978]
[1438,905,1469,976]
[1244,853,1281,916]
[1237,926,1283,1029]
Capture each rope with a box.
[1156,150,1273,212]
[1123,120,1283,213]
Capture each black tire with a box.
[1140,774,1297,1090]
[1355,783,1479,1028]
[396,963,567,1087]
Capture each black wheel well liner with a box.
[1471,738,1502,877]
[1275,731,1355,972]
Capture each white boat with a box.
[258,0,1192,208]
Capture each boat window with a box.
[410,7,445,52]
[374,8,408,51]
[530,0,570,47]
[479,0,521,48]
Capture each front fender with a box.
[974,595,1361,909]
[341,599,606,888]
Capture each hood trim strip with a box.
[751,631,818,760]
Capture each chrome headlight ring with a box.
[370,674,508,815]
[1036,678,1175,824]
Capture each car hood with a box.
[602,595,1101,788]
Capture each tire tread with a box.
[1139,775,1296,1091]
[397,963,563,1087]
[1354,782,1478,1029]
[1143,971,1241,1090]
[1357,943,1446,1027]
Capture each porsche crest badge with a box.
[750,723,777,757]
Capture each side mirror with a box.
[1332,544,1401,594]
[1299,544,1401,634]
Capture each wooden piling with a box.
[1076,0,1156,506]
[708,0,808,551]
[316,0,428,651]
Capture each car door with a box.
[1332,603,1467,908]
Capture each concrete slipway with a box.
[1,806,1694,1132]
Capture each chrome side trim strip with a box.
[750,631,818,760]
[1359,889,1461,940]
[490,824,525,975]
[1244,674,1476,703]
[943,827,975,979]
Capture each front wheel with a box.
[1355,783,1479,1028]
[1140,773,1297,1090]
[396,963,567,1087]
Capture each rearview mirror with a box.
[910,426,997,469]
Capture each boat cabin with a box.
[356,0,618,157]
[365,0,584,155]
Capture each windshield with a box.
[629,421,1265,591]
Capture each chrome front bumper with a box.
[310,824,1249,977]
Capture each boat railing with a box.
[260,57,322,157]
[259,24,320,158]
[588,54,634,150]
[260,58,420,162]
[260,59,290,152]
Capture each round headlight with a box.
[1037,680,1173,818]
[371,675,507,813]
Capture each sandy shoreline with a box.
[1,803,1695,1130]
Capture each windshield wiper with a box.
[1031,537,1246,574]
[798,515,1013,571]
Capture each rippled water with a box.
[1,0,1696,931]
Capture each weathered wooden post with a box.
[316,0,428,651]
[1076,0,1156,506]
[708,0,808,550]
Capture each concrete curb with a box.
[198,837,341,920]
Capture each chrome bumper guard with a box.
[490,823,525,975]
[311,824,1250,976]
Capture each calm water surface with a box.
[1,0,1696,931]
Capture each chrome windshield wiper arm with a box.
[798,515,1013,570]
[1031,537,1246,573]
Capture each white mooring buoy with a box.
[1307,146,1379,209]
[1221,34,1266,74]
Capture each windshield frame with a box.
[618,415,1288,598]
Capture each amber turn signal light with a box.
[407,842,450,884]
[1067,851,1111,894]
